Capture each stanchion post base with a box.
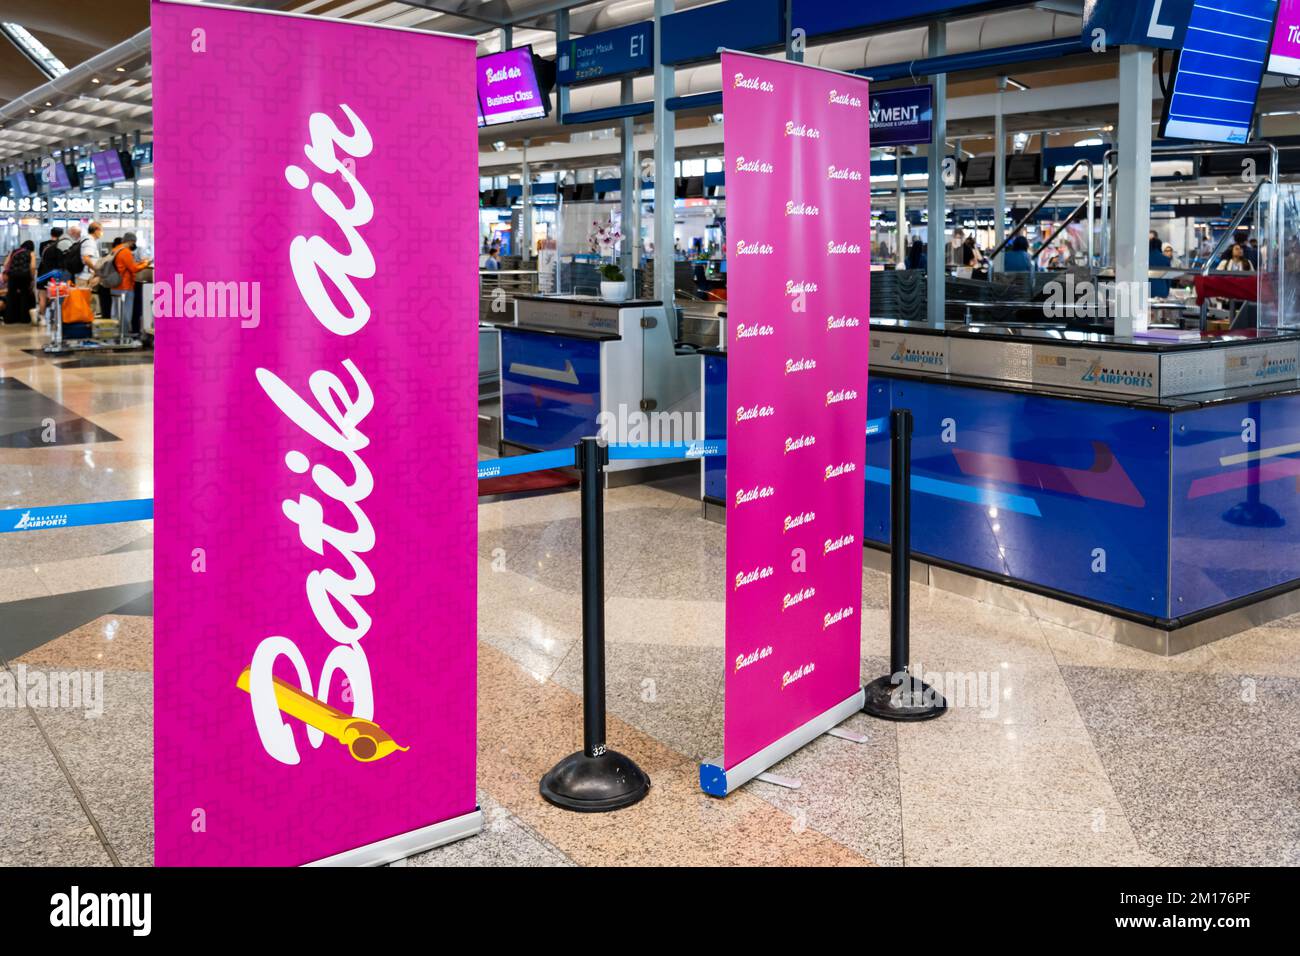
[1222,500,1285,529]
[539,750,650,812]
[861,674,947,722]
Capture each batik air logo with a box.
[735,645,773,673]
[782,586,815,611]
[829,89,863,108]
[784,433,816,454]
[11,510,67,530]
[823,605,855,630]
[826,387,858,406]
[736,322,775,339]
[890,342,944,366]
[828,164,863,182]
[736,403,775,423]
[786,279,818,297]
[735,483,775,506]
[784,120,822,139]
[782,661,815,689]
[1255,352,1299,379]
[733,71,775,93]
[824,461,856,481]
[735,155,774,175]
[734,564,774,591]
[827,314,861,330]
[784,510,815,533]
[735,239,774,256]
[1081,359,1153,389]
[827,240,862,255]
[244,103,407,768]
[786,200,820,217]
[785,357,816,375]
[824,533,856,555]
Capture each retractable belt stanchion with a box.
[862,408,947,721]
[540,436,651,811]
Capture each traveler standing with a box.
[2,240,38,324]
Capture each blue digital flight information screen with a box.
[1161,0,1279,143]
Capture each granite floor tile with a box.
[1060,665,1300,744]
[32,670,153,866]
[0,705,112,866]
[0,565,49,603]
[403,792,572,867]
[753,712,904,866]
[13,615,152,672]
[603,595,724,649]
[477,642,870,866]
[896,719,1123,814]
[901,799,1157,866]
[1210,624,1300,678]
[33,549,152,596]
[551,641,723,762]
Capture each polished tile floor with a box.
[2,322,1299,866]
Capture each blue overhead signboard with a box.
[1160,0,1278,144]
[557,21,653,86]
[869,85,933,147]
[660,0,785,65]
[1083,0,1195,50]
[792,0,1024,40]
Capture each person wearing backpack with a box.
[2,240,37,325]
[108,233,151,334]
[36,227,73,317]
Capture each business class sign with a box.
[153,1,479,865]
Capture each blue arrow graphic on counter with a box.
[508,359,580,384]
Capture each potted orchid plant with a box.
[588,218,628,302]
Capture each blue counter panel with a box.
[704,353,728,500]
[500,329,602,450]
[1171,395,1300,615]
[869,378,1172,616]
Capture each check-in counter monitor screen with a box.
[1161,0,1274,143]
[478,47,549,125]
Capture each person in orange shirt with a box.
[112,232,151,334]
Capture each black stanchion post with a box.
[862,408,947,721]
[540,436,650,811]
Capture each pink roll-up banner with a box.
[152,0,480,865]
[1269,0,1300,77]
[701,53,871,795]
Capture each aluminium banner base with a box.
[305,808,483,867]
[698,688,866,797]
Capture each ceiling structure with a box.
[0,0,150,165]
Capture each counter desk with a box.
[702,321,1300,651]
[492,294,699,476]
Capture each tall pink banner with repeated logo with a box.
[152,1,479,865]
[721,52,871,769]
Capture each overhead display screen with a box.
[1161,0,1278,144]
[477,47,547,125]
[1269,0,1300,75]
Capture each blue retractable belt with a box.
[0,498,154,534]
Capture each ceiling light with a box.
[1005,77,1030,91]
[91,77,100,84]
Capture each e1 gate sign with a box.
[869,86,933,148]
[556,21,653,86]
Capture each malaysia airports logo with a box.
[1256,352,1299,379]
[1080,359,1154,390]
[12,509,68,531]
[889,341,945,366]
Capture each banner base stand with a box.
[698,688,866,797]
[540,750,651,812]
[305,808,483,867]
[861,674,947,722]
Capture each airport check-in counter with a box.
[493,294,699,474]
[703,320,1300,643]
